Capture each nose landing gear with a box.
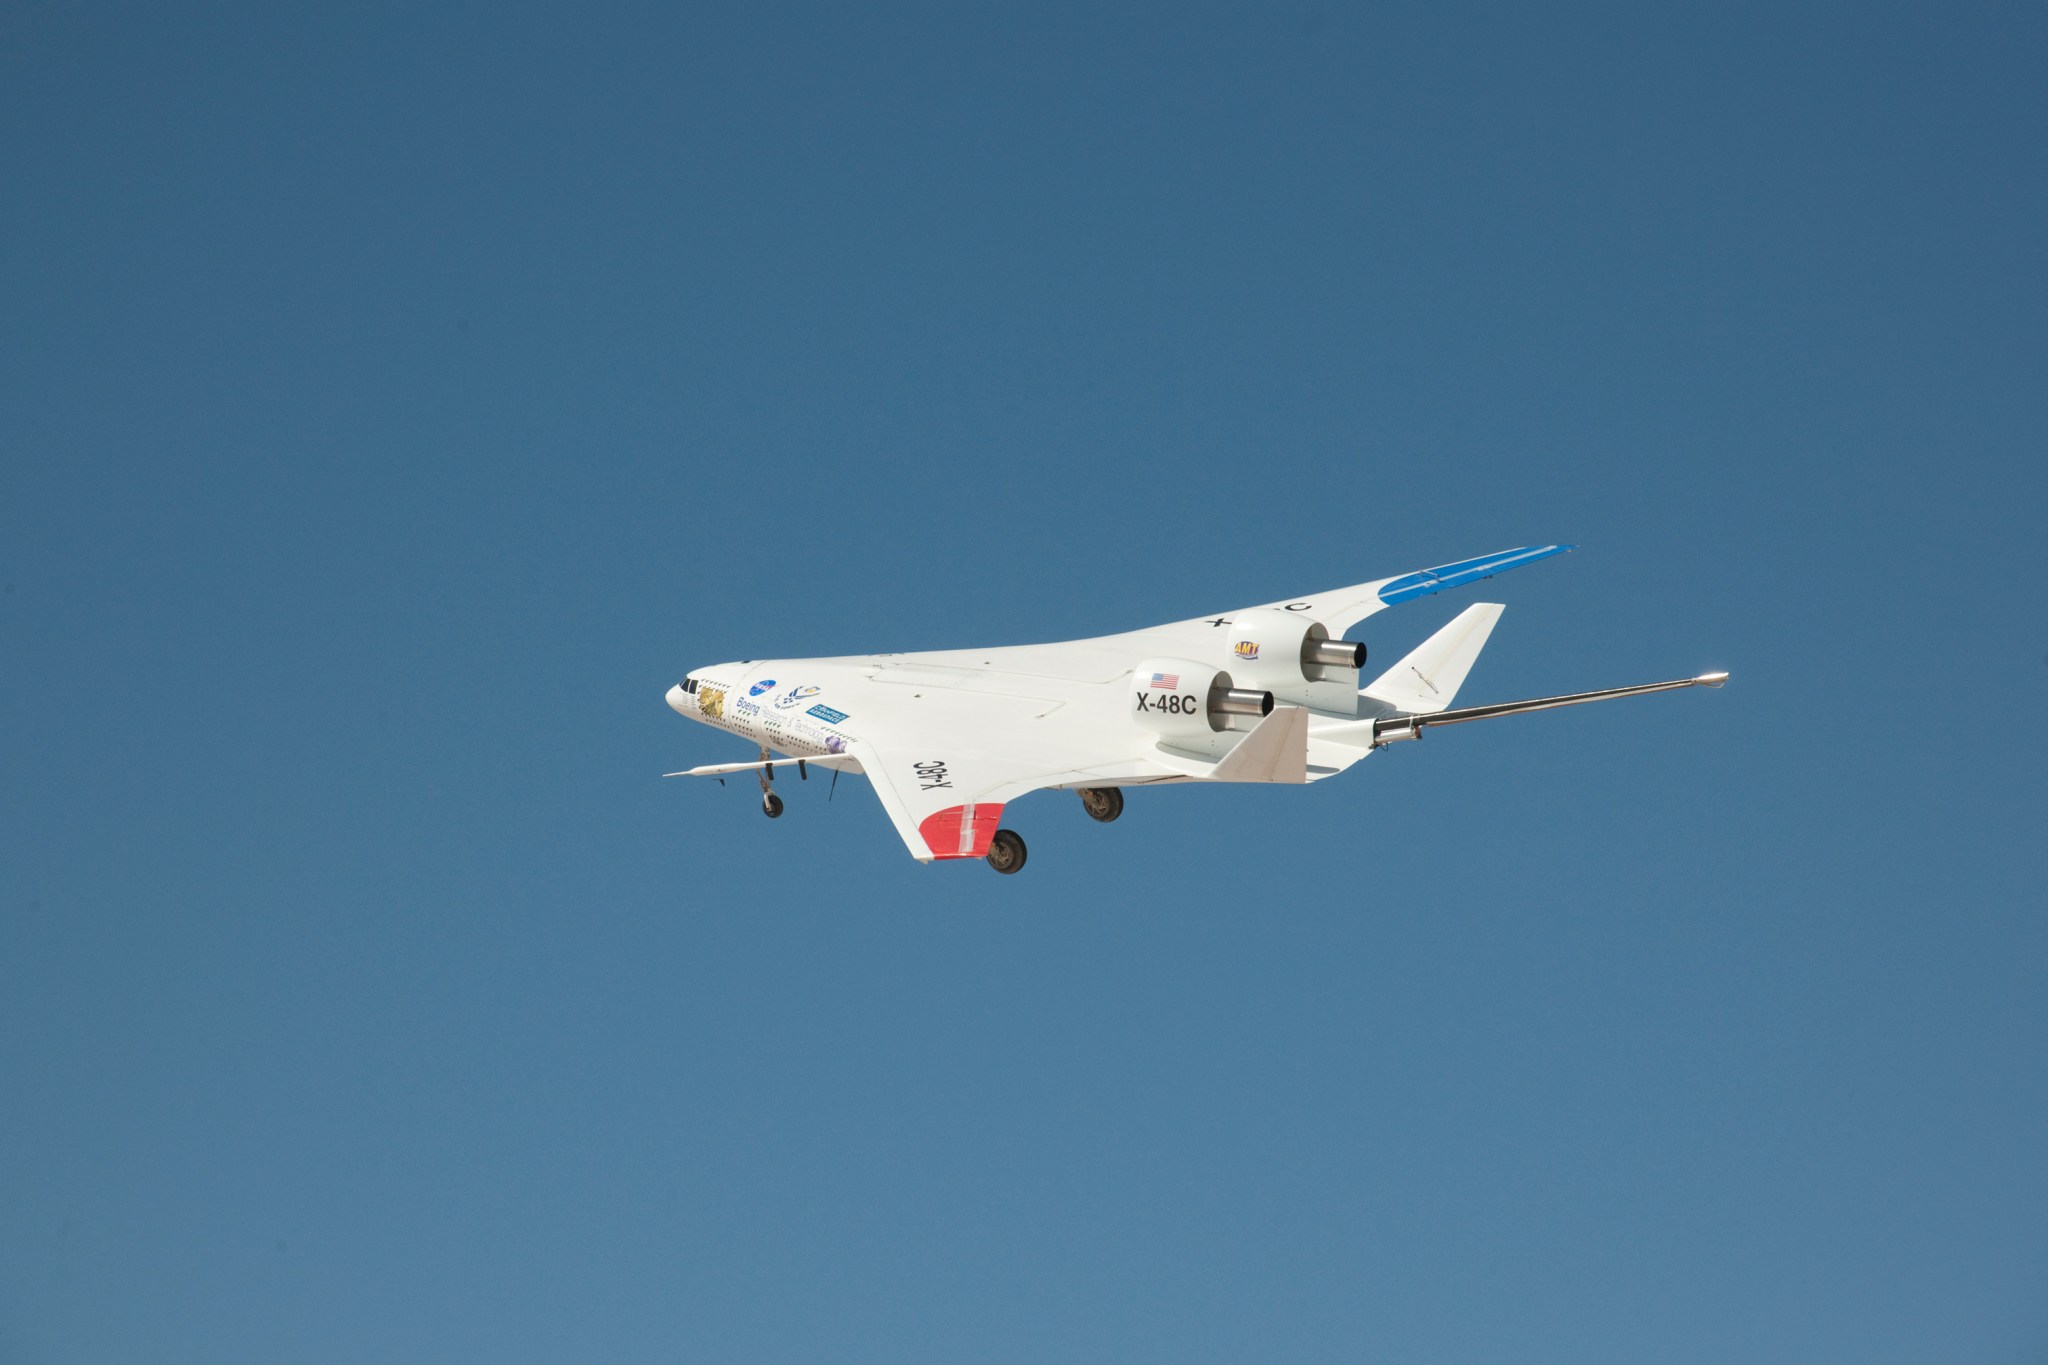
[756,748,784,818]
[1079,786,1124,823]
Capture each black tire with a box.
[1079,786,1124,823]
[985,828,1027,874]
[762,792,784,819]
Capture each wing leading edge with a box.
[1227,543,1572,633]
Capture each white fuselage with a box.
[666,663,875,762]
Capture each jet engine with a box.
[1129,659,1271,755]
[1223,608,1367,710]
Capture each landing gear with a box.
[1079,786,1124,823]
[756,747,783,818]
[985,828,1027,875]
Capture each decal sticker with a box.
[734,697,761,718]
[698,686,727,720]
[774,684,822,710]
[1233,641,1260,661]
[1284,602,1312,612]
[1148,672,1180,689]
[807,704,848,724]
[913,759,952,791]
[825,734,848,755]
[749,679,777,697]
[1136,692,1200,715]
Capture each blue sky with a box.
[3,4,2044,1361]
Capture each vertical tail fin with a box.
[1361,603,1503,715]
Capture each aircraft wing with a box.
[874,544,1575,687]
[855,742,1015,862]
[839,680,1206,862]
[1165,543,1573,639]
[849,734,1088,863]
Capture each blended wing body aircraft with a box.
[664,545,1726,873]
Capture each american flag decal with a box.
[1149,673,1180,689]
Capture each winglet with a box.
[1375,545,1572,606]
[1361,603,1504,715]
[1206,706,1309,783]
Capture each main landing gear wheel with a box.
[985,828,1027,875]
[762,792,784,819]
[1079,787,1124,823]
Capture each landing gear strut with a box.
[1079,786,1124,823]
[756,747,783,818]
[985,828,1027,874]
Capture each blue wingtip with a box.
[1377,544,1573,605]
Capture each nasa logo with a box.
[1234,640,1260,661]
[749,679,777,697]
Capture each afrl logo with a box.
[775,685,822,710]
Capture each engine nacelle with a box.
[1130,659,1271,755]
[1223,608,1368,709]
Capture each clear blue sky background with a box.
[4,4,2044,1361]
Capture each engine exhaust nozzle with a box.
[1212,687,1275,718]
[1302,637,1366,670]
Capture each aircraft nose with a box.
[666,683,691,714]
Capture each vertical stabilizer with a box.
[1362,603,1503,714]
